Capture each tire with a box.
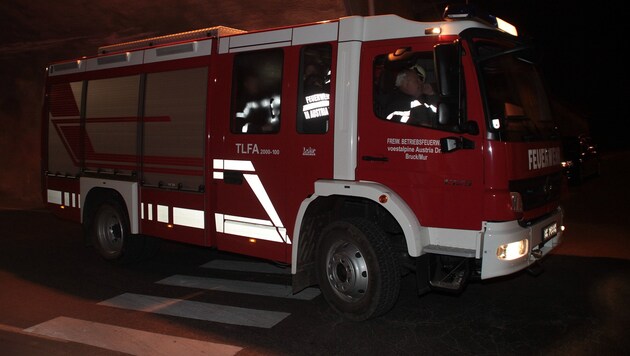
[316,218,401,321]
[90,199,142,263]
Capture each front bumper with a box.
[480,207,564,279]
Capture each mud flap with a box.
[415,254,431,296]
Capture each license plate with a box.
[543,222,558,241]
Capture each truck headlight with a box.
[497,238,528,260]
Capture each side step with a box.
[416,253,473,295]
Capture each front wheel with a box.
[316,218,400,321]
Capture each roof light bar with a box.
[443,4,518,36]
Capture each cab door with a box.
[356,38,484,230]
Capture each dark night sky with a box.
[476,1,629,146]
[1,0,628,205]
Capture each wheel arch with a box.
[291,180,426,292]
[80,177,139,233]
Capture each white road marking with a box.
[24,316,242,356]
[201,259,290,274]
[98,293,290,328]
[157,275,320,300]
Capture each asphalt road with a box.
[1,151,629,355]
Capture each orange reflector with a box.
[379,194,388,203]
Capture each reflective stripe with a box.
[215,213,290,244]
[47,190,80,208]
[215,213,224,233]
[386,110,411,123]
[303,100,330,111]
[224,220,284,243]
[213,159,290,244]
[223,214,273,226]
[173,207,204,229]
[47,190,62,205]
[225,160,255,171]
[157,205,169,223]
[213,159,255,171]
[243,174,283,228]
[141,204,205,229]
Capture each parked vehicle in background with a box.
[562,135,601,184]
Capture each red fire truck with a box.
[42,5,565,320]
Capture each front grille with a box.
[509,172,562,211]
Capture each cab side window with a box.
[297,44,332,134]
[373,51,444,130]
[231,49,283,134]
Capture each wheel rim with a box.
[96,207,124,256]
[325,240,369,302]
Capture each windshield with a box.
[477,42,557,142]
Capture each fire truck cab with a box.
[43,5,564,321]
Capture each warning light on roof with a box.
[443,4,518,37]
[496,17,518,36]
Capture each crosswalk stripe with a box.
[98,293,290,328]
[201,259,290,274]
[157,275,320,300]
[24,316,242,356]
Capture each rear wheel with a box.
[316,218,400,321]
[90,199,149,263]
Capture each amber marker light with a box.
[379,194,389,203]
